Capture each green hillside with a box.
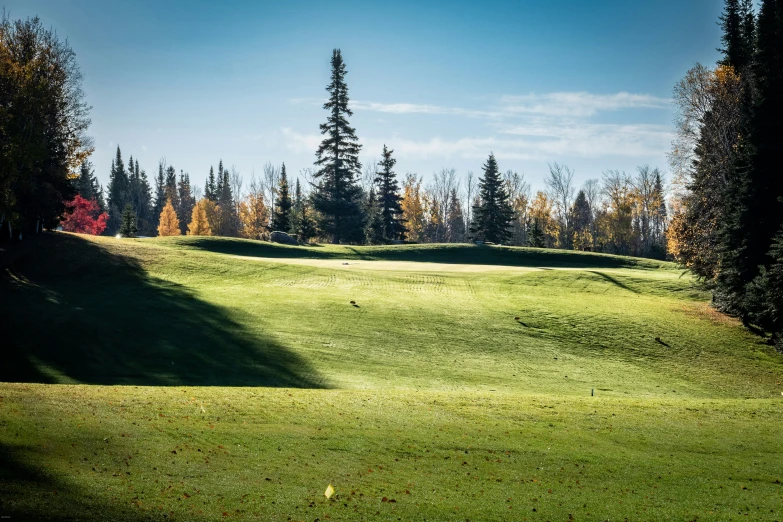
[1,233,782,521]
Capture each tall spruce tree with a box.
[364,187,385,244]
[107,147,130,235]
[374,145,406,241]
[74,160,99,202]
[312,49,364,243]
[271,163,293,232]
[470,153,514,243]
[717,0,783,322]
[205,166,217,202]
[215,161,238,236]
[177,172,195,235]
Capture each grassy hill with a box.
[1,233,782,520]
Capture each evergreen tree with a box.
[74,160,100,202]
[569,190,592,250]
[215,161,238,236]
[291,179,317,243]
[177,171,195,235]
[717,0,783,322]
[312,49,364,243]
[157,199,180,236]
[153,162,166,223]
[374,145,407,241]
[446,188,466,243]
[528,218,546,248]
[271,163,293,232]
[205,166,217,202]
[364,187,385,244]
[164,165,179,210]
[118,203,137,238]
[470,153,514,243]
[107,147,130,235]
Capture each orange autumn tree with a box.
[157,199,180,236]
[187,198,213,236]
[238,193,268,240]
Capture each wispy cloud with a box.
[283,91,672,164]
[498,92,670,118]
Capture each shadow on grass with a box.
[180,237,667,270]
[587,270,640,294]
[0,234,327,388]
[0,442,144,521]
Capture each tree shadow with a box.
[181,237,665,270]
[0,234,328,388]
[587,270,640,294]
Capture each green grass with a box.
[1,233,782,520]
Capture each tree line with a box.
[668,0,783,347]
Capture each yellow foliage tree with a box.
[401,173,426,242]
[157,199,181,236]
[187,198,214,236]
[528,191,559,247]
[238,193,268,240]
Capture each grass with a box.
[1,232,782,520]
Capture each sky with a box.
[6,0,724,195]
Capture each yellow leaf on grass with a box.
[324,484,335,499]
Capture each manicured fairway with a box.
[1,233,782,520]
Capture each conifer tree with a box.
[74,160,100,203]
[215,162,238,236]
[205,166,217,202]
[364,187,385,244]
[290,179,317,243]
[271,163,293,232]
[528,218,546,248]
[374,145,407,241]
[107,147,130,235]
[157,199,180,236]
[188,198,214,236]
[118,203,137,237]
[164,165,179,210]
[154,162,166,222]
[470,153,514,243]
[177,171,195,235]
[312,49,364,243]
[446,188,466,243]
[717,0,783,321]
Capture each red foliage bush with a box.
[61,195,108,235]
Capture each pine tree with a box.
[271,163,293,232]
[177,171,195,235]
[364,187,385,244]
[107,147,130,235]
[446,188,466,243]
[74,160,99,202]
[312,49,364,243]
[290,179,317,243]
[569,190,592,251]
[205,166,217,202]
[528,218,546,248]
[374,145,407,241]
[470,153,514,243]
[188,198,214,236]
[118,203,137,238]
[153,162,166,223]
[157,199,181,236]
[215,162,238,236]
[717,0,783,321]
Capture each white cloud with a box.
[281,91,672,164]
[498,92,670,118]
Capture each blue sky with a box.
[6,0,724,194]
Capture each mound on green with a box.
[1,232,781,521]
